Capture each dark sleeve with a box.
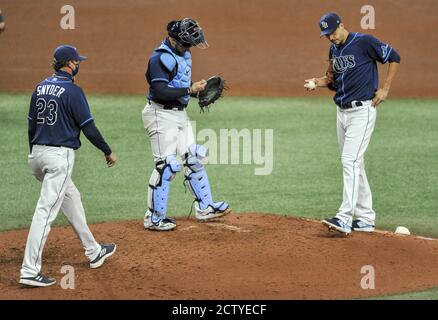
[70,87,94,128]
[147,55,173,84]
[27,91,37,153]
[365,35,400,64]
[151,81,190,101]
[81,121,112,156]
[387,49,401,63]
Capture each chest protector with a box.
[155,41,192,105]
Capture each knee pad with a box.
[156,154,181,182]
[147,155,181,223]
[183,144,207,172]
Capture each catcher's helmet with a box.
[167,18,208,49]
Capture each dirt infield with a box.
[1,0,438,97]
[1,213,438,300]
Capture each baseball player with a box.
[305,13,400,234]
[0,9,5,34]
[20,45,117,287]
[142,18,231,231]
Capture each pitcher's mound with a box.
[1,213,438,299]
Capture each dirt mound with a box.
[1,213,438,300]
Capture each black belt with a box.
[163,105,185,111]
[340,101,363,109]
[149,100,186,111]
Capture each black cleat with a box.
[90,243,117,269]
[352,220,375,232]
[19,273,56,287]
[322,217,352,234]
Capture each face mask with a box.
[174,41,188,56]
[72,62,80,76]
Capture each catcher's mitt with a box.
[198,76,225,112]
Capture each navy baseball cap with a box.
[319,13,341,37]
[53,45,87,62]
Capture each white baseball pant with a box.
[335,100,377,226]
[142,101,194,162]
[20,145,101,278]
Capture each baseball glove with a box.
[198,76,226,112]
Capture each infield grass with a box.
[1,93,437,238]
[366,286,438,300]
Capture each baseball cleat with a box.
[144,211,177,231]
[90,243,117,269]
[147,218,177,231]
[195,202,231,222]
[352,220,375,232]
[143,210,153,229]
[19,273,56,287]
[322,217,352,235]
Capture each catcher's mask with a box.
[167,18,208,49]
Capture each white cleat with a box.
[195,202,232,222]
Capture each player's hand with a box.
[105,153,117,167]
[372,89,388,107]
[305,77,330,89]
[190,80,207,94]
[304,78,317,91]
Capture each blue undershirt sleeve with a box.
[27,91,37,152]
[151,81,190,101]
[81,120,112,156]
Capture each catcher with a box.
[141,17,231,231]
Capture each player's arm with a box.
[366,35,401,106]
[189,81,197,97]
[27,91,37,153]
[306,63,335,87]
[71,88,117,167]
[151,81,190,100]
[150,80,206,100]
[305,46,337,91]
[148,54,205,100]
[373,61,400,107]
[81,121,116,167]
